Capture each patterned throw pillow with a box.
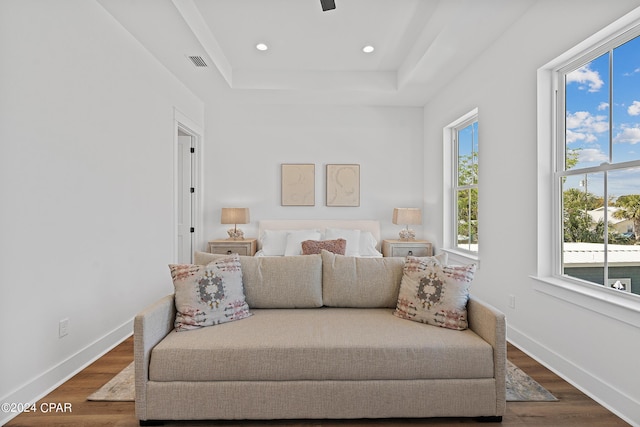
[301,239,347,255]
[394,256,476,330]
[169,254,251,331]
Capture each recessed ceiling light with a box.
[362,45,375,53]
[256,43,268,51]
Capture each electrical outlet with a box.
[508,295,516,309]
[59,318,69,338]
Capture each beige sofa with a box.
[134,251,506,425]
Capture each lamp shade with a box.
[221,208,250,225]
[392,208,422,225]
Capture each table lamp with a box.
[221,207,250,240]
[392,208,422,240]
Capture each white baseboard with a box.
[508,324,640,427]
[0,319,132,426]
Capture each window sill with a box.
[441,248,480,267]
[531,275,640,328]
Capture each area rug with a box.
[87,360,558,402]
[87,362,135,401]
[506,360,558,401]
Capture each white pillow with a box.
[260,230,290,256]
[283,230,322,256]
[359,231,380,257]
[324,228,361,256]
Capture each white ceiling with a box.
[97,0,534,106]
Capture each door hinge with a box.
[190,147,195,154]
[190,187,195,193]
[190,227,195,233]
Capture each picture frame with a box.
[281,163,315,206]
[326,164,360,207]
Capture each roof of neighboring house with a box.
[587,206,631,225]
[563,242,640,266]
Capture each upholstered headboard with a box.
[257,219,381,251]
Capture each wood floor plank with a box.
[4,339,630,427]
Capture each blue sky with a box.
[565,35,640,199]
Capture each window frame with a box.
[535,9,640,326]
[443,108,480,265]
[555,33,640,283]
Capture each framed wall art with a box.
[281,163,315,206]
[326,164,360,207]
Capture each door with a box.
[177,129,195,264]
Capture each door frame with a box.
[174,108,203,263]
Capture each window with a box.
[555,29,640,297]
[444,109,479,259]
[454,118,479,253]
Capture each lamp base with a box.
[398,229,416,240]
[227,228,245,240]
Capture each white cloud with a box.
[566,111,608,144]
[597,102,609,111]
[614,127,640,144]
[566,65,604,92]
[628,100,640,116]
[623,68,640,76]
[578,148,608,163]
[566,129,582,144]
[566,111,608,132]
[566,129,597,144]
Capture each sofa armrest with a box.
[134,294,175,421]
[467,295,506,415]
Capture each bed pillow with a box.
[301,238,347,255]
[324,228,361,256]
[394,255,475,330]
[358,231,380,256]
[169,254,251,331]
[283,230,322,256]
[260,230,291,256]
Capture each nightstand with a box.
[208,238,257,256]
[381,239,433,257]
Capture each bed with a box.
[256,219,383,257]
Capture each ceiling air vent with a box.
[187,55,208,67]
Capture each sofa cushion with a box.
[321,250,404,308]
[394,256,476,330]
[194,251,223,266]
[194,252,323,308]
[169,255,251,331]
[301,238,346,255]
[149,308,494,382]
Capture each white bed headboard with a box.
[257,219,381,251]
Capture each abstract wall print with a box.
[326,164,360,207]
[281,164,315,206]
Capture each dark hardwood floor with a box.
[4,337,630,427]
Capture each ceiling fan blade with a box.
[320,0,335,11]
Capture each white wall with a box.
[423,1,640,424]
[0,1,203,423]
[202,102,424,244]
[4,0,639,424]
